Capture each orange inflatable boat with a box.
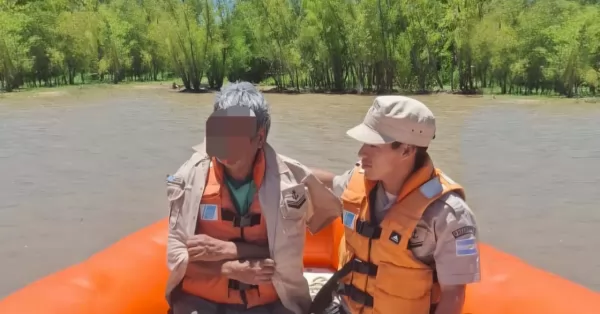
[0,218,598,314]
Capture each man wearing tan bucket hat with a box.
[310,96,480,314]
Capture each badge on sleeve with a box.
[452,226,476,239]
[166,174,184,187]
[408,226,426,249]
[283,187,307,210]
[455,237,478,256]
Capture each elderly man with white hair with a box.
[165,82,342,314]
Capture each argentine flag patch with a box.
[455,237,478,256]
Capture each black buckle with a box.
[355,220,382,239]
[234,214,261,227]
[350,258,378,276]
[221,209,261,227]
[228,279,258,291]
[337,283,374,307]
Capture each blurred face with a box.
[214,130,265,173]
[358,142,415,181]
[206,115,265,174]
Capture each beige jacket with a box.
[165,142,342,314]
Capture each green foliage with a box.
[0,0,599,96]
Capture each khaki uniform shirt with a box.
[165,142,342,314]
[333,169,481,286]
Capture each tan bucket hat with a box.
[346,96,436,147]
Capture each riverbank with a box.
[0,81,168,98]
[259,86,599,102]
[1,81,598,104]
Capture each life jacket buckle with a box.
[228,279,258,291]
[233,214,261,227]
[355,220,382,239]
[337,283,374,307]
[236,215,253,227]
[221,209,261,227]
[351,258,378,276]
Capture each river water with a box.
[0,86,599,297]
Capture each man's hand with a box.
[309,168,335,190]
[186,234,235,262]
[223,259,276,285]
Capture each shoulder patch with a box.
[166,174,184,187]
[452,226,476,239]
[408,226,427,248]
[455,237,478,256]
[284,187,307,209]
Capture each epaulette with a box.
[166,174,185,187]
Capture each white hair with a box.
[213,81,271,137]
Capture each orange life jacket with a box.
[181,152,278,308]
[338,158,465,314]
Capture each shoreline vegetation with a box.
[3,81,599,104]
[1,0,599,98]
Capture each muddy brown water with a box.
[1,86,599,297]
